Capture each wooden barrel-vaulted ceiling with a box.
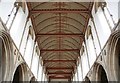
[27,2,93,81]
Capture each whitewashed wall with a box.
[0,1,44,81]
[81,46,89,78]
[105,0,119,24]
[19,19,32,55]
[0,0,16,23]
[86,35,96,68]
[37,63,43,81]
[77,63,82,81]
[31,46,39,78]
[76,1,119,81]
[92,6,111,48]
[10,4,28,48]
[88,18,101,56]
[0,0,119,82]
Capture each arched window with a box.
[94,0,106,13]
[77,62,82,81]
[93,4,111,48]
[24,27,35,67]
[85,26,96,68]
[9,2,28,48]
[81,46,89,78]
[37,63,43,81]
[31,46,39,78]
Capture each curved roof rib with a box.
[27,2,93,81]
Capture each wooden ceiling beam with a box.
[30,9,89,13]
[48,72,72,75]
[40,49,80,52]
[48,74,71,76]
[43,60,77,65]
[49,76,71,79]
[46,67,74,70]
[44,60,76,63]
[36,33,84,37]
